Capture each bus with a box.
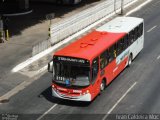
[48,17,144,101]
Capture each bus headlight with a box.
[86,90,89,93]
[82,90,90,95]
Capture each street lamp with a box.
[114,0,123,15]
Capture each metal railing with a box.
[32,39,51,56]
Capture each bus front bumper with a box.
[52,88,92,102]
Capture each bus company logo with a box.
[65,79,70,86]
[116,50,129,65]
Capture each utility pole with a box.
[46,13,55,39]
[114,0,124,15]
[121,0,124,15]
[114,0,116,13]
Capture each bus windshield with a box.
[53,61,90,87]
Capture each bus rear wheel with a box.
[100,80,106,92]
[128,54,132,66]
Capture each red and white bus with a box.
[48,17,144,101]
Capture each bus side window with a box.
[138,25,141,38]
[117,40,122,55]
[132,29,136,42]
[92,57,99,84]
[100,50,108,70]
[124,35,128,49]
[128,33,131,46]
[113,44,117,58]
[109,44,116,62]
[129,30,134,44]
[139,23,143,37]
[120,38,125,51]
[135,27,139,40]
[141,23,143,36]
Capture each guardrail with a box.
[32,0,134,56]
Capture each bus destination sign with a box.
[54,56,88,64]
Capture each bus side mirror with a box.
[48,61,53,73]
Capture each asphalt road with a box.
[0,0,160,120]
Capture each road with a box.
[0,0,160,120]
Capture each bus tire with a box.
[128,54,132,67]
[100,80,106,92]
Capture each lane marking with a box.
[125,0,152,16]
[102,82,137,120]
[157,55,160,60]
[12,0,140,73]
[147,25,157,32]
[36,104,58,120]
